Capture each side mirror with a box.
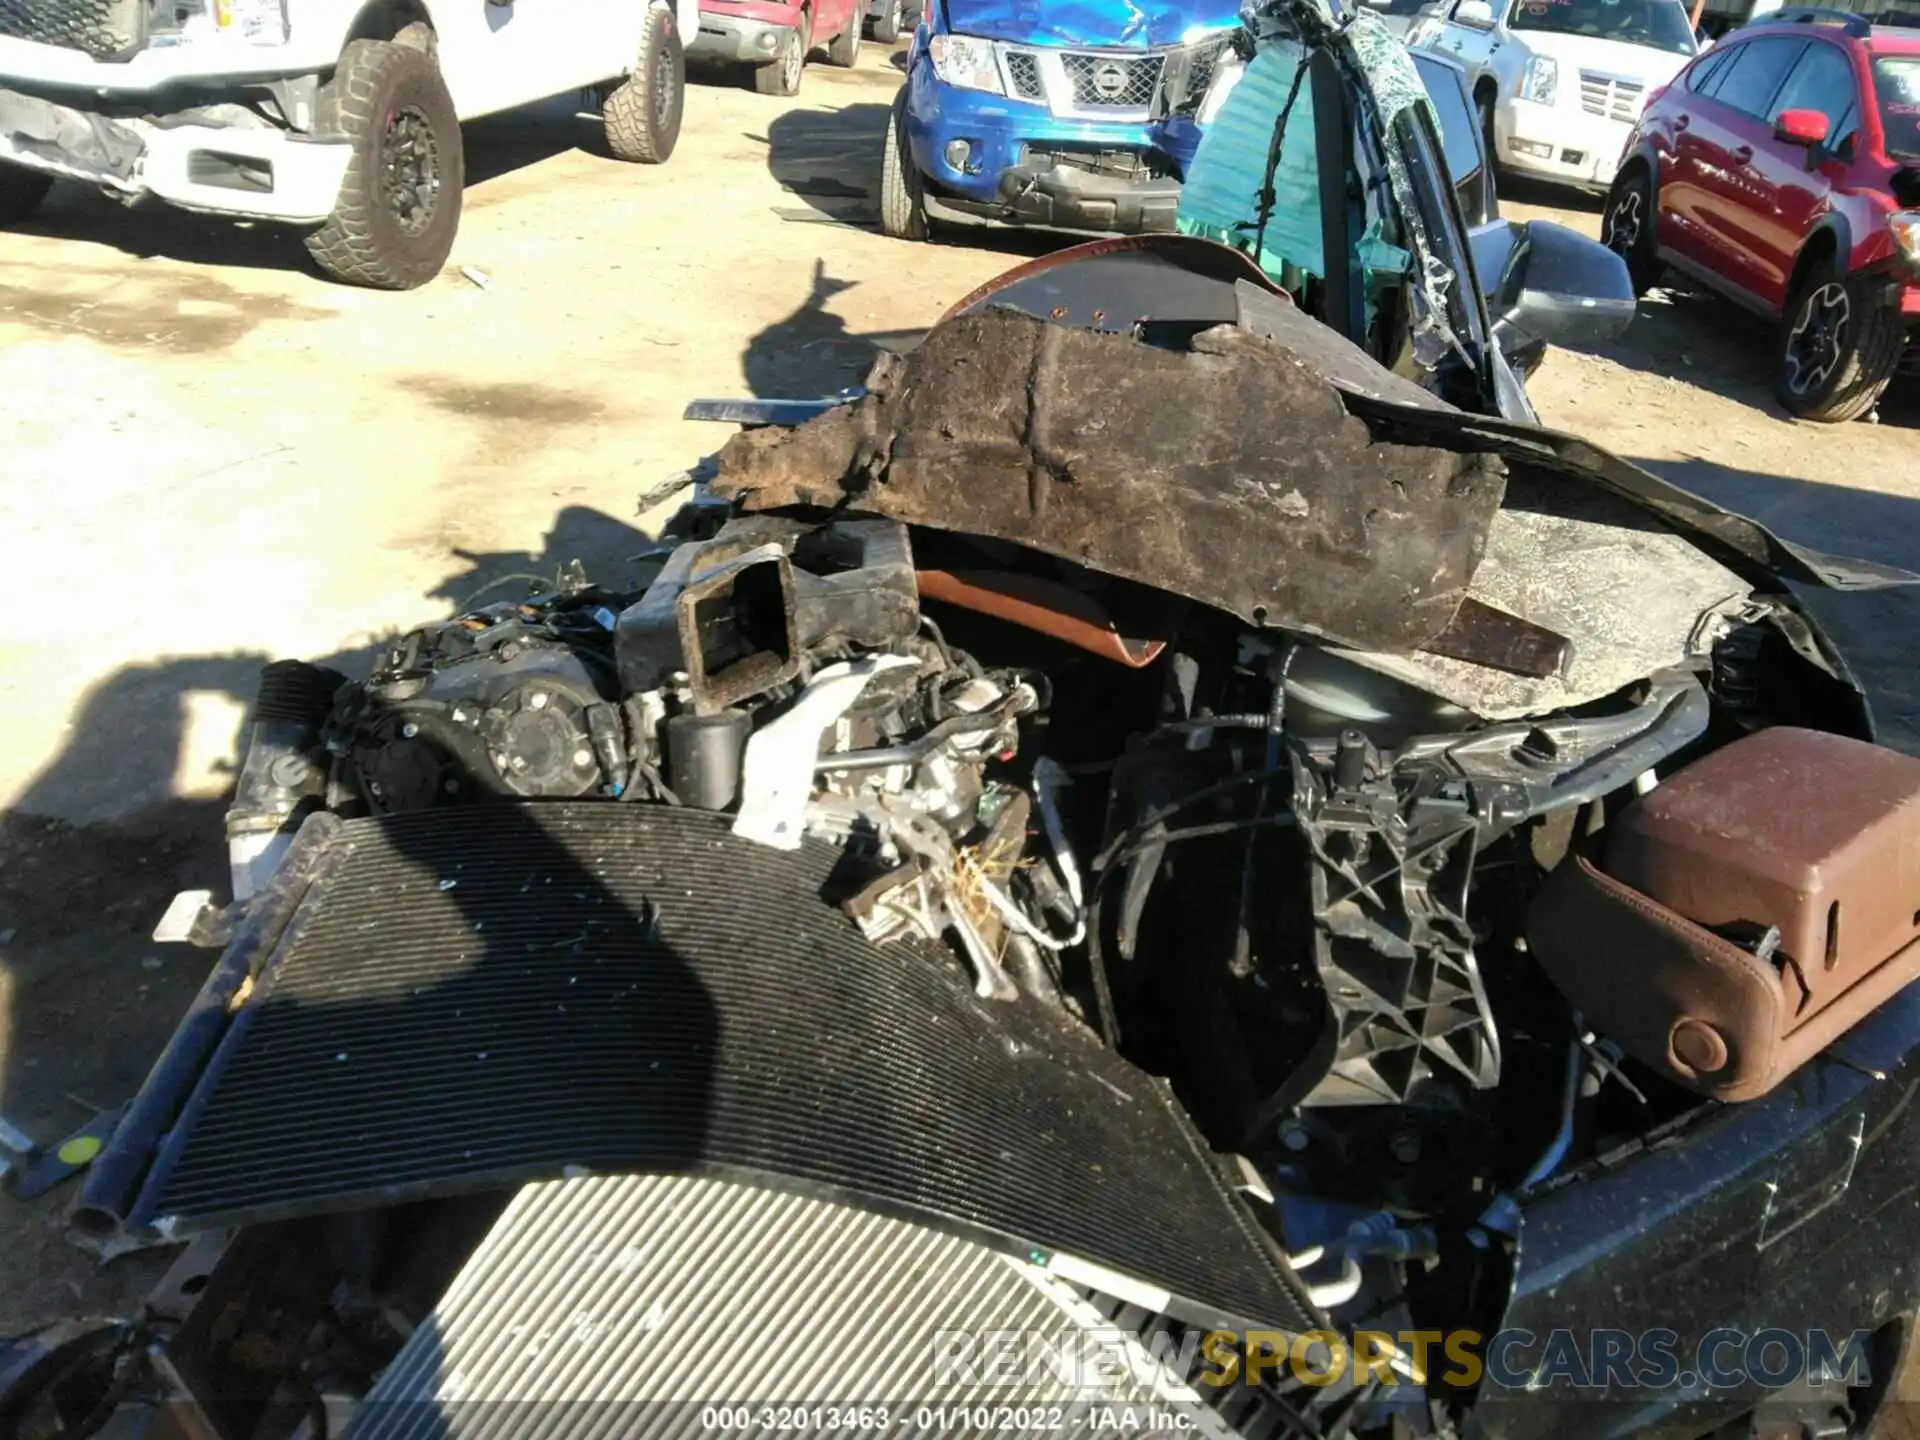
[1773,107,1829,147]
[1482,219,1636,370]
[1454,0,1497,26]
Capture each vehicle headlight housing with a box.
[929,34,1004,95]
[1196,54,1244,125]
[1894,211,1920,268]
[149,0,289,47]
[1519,54,1558,105]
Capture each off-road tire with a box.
[754,13,807,94]
[304,40,463,290]
[1776,266,1905,423]
[393,19,436,53]
[1601,165,1662,296]
[826,11,860,65]
[868,0,904,43]
[0,163,53,226]
[878,88,929,240]
[604,6,684,163]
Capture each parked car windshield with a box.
[1505,0,1697,54]
[1874,55,1920,159]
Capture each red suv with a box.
[1602,7,1920,421]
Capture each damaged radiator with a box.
[348,1170,1234,1439]
[131,804,1309,1333]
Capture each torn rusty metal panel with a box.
[1422,596,1572,680]
[711,309,1507,654]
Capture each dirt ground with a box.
[1,40,1917,1346]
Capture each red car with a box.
[1603,7,1920,421]
[688,0,863,95]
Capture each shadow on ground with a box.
[462,93,632,189]
[759,99,894,227]
[1498,170,1608,216]
[1590,280,1920,430]
[737,256,928,395]
[0,504,655,1334]
[760,99,1088,265]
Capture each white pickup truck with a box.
[0,0,696,286]
[1404,0,1698,192]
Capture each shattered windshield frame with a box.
[1390,100,1494,359]
[1321,0,1497,388]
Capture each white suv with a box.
[0,0,697,286]
[1405,0,1697,191]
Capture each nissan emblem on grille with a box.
[1061,51,1163,109]
[1091,60,1129,99]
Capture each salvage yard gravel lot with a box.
[1,44,1918,1329]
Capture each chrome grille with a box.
[1180,43,1221,108]
[1061,50,1165,109]
[1578,69,1647,123]
[0,0,140,56]
[1005,48,1044,100]
[995,38,1229,117]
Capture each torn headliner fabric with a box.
[1336,474,1753,719]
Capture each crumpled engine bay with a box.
[15,242,1920,1440]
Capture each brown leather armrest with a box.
[1530,854,1787,1100]
[1530,854,1920,1101]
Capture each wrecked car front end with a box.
[900,0,1238,233]
[10,11,1920,1427]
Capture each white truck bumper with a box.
[0,84,348,222]
[0,32,351,90]
[1495,97,1634,191]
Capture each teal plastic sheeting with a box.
[1175,3,1432,300]
[1175,41,1324,280]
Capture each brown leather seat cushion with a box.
[1528,727,1920,1101]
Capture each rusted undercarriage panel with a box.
[710,309,1507,654]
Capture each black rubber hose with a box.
[813,709,1009,774]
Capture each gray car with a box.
[865,0,919,42]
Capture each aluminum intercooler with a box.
[348,1170,1236,1439]
[131,804,1309,1333]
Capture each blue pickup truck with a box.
[877,0,1244,238]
